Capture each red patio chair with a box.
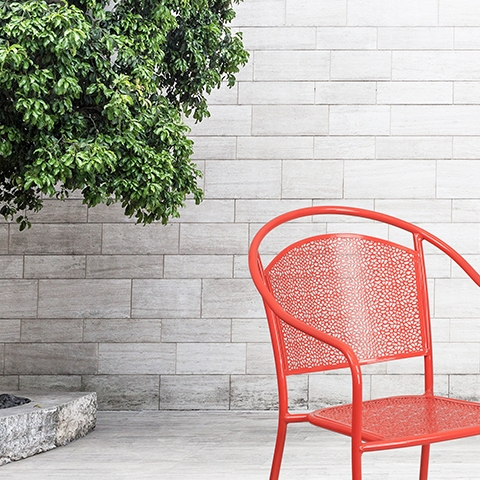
[248,206,480,480]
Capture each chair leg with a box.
[270,418,288,480]
[351,447,362,480]
[419,444,430,480]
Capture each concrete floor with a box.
[2,410,480,479]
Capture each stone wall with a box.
[2,0,480,409]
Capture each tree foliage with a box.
[0,0,248,229]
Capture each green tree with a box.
[0,0,248,229]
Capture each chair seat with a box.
[308,395,480,447]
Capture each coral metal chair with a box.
[248,206,480,480]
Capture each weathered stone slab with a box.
[0,391,96,466]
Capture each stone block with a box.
[132,279,201,318]
[38,280,131,318]
[378,27,454,50]
[252,105,328,135]
[331,51,391,80]
[0,391,96,465]
[309,372,371,408]
[180,224,248,255]
[282,160,343,198]
[172,199,235,223]
[246,343,275,374]
[0,320,21,343]
[239,81,315,105]
[19,376,82,392]
[98,343,176,375]
[344,160,436,199]
[21,319,83,343]
[82,375,159,410]
[24,256,86,279]
[232,0,286,27]
[87,202,135,223]
[5,344,98,375]
[0,281,38,319]
[0,257,23,279]
[101,223,179,254]
[176,343,246,374]
[348,0,438,26]
[86,255,163,278]
[232,319,271,343]
[237,136,314,160]
[377,81,453,105]
[84,319,161,343]
[437,160,480,198]
[435,342,480,374]
[316,82,377,105]
[314,136,375,158]
[160,375,230,410]
[162,318,232,343]
[27,199,87,224]
[439,0,480,26]
[205,160,282,199]
[329,105,391,135]
[202,279,264,318]
[370,374,425,398]
[9,224,102,255]
[286,0,347,26]
[376,136,453,159]
[164,255,233,279]
[374,199,452,223]
[230,374,308,410]
[234,199,311,223]
[455,27,480,49]
[240,27,316,50]
[186,105,252,136]
[190,136,236,160]
[254,51,330,81]
[0,226,8,254]
[317,27,377,49]
[435,279,480,318]
[392,51,480,81]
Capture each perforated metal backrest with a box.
[264,234,426,374]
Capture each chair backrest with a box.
[264,233,426,374]
[249,206,480,379]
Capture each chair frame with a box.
[248,205,480,480]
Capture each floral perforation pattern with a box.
[266,236,424,373]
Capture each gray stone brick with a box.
[24,256,86,279]
[0,256,23,278]
[132,279,201,318]
[0,320,21,342]
[160,375,230,410]
[0,225,8,254]
[28,199,87,223]
[21,319,84,343]
[86,255,163,278]
[176,343,246,374]
[82,375,160,410]
[0,280,38,319]
[102,223,179,254]
[84,319,161,343]
[98,343,176,375]
[5,344,97,375]
[164,255,233,279]
[10,224,102,255]
[162,318,231,343]
[38,279,131,319]
[180,224,248,255]
[202,279,264,318]
[19,375,82,391]
[0,376,19,391]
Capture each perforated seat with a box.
[248,206,480,480]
